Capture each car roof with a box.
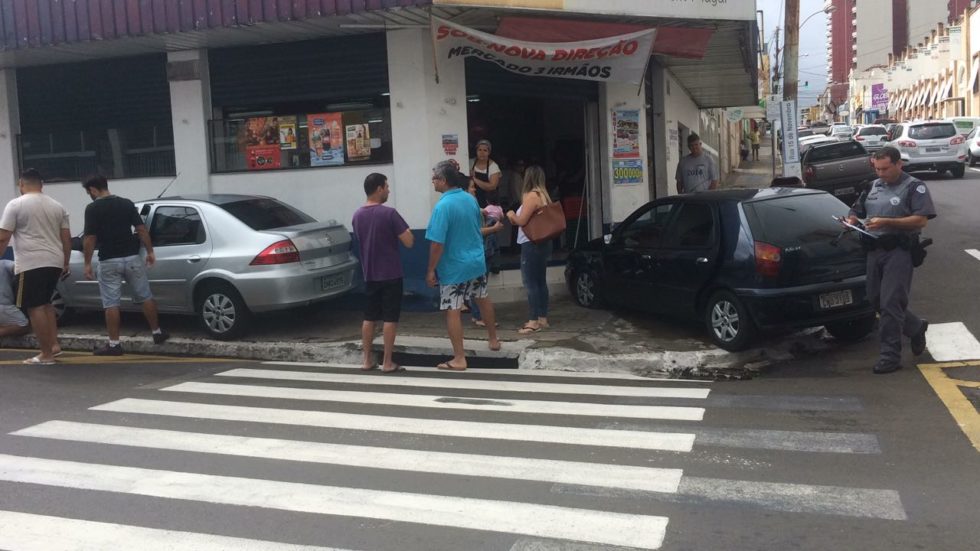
[678,188,825,204]
[149,194,275,205]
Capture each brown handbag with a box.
[523,201,567,244]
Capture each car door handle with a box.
[186,256,202,263]
[641,254,653,260]
[696,257,709,264]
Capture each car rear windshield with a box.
[220,198,316,230]
[909,123,957,139]
[858,127,887,135]
[804,141,865,162]
[742,194,849,247]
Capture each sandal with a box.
[517,323,541,334]
[382,365,406,374]
[436,361,467,371]
[23,356,56,365]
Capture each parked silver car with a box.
[888,121,966,178]
[853,124,889,151]
[54,194,359,339]
[966,126,980,166]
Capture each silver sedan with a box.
[54,194,359,340]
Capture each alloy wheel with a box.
[710,300,740,342]
[202,292,238,335]
[575,272,595,307]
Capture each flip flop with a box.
[360,364,379,371]
[382,365,406,374]
[436,362,467,371]
[52,350,64,357]
[23,356,56,365]
[517,324,541,334]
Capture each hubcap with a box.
[710,300,740,342]
[576,273,595,305]
[203,293,237,334]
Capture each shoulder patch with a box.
[916,184,927,194]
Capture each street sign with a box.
[766,95,781,119]
[780,99,803,179]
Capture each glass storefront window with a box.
[209,108,393,173]
[18,126,176,182]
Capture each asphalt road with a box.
[0,170,978,550]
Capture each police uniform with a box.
[849,172,937,373]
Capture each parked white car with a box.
[853,125,889,151]
[966,126,980,166]
[829,124,854,140]
[889,121,966,177]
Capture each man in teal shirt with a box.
[426,160,501,370]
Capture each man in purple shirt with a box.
[352,173,414,373]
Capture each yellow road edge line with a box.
[916,360,980,369]
[918,364,980,453]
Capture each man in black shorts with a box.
[351,173,414,373]
[0,169,72,365]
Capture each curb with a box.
[3,327,836,380]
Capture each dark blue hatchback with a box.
[565,188,876,351]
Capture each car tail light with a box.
[950,136,965,145]
[897,140,917,148]
[250,240,300,265]
[803,164,816,183]
[855,135,864,141]
[754,241,781,279]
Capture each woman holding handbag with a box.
[507,165,556,334]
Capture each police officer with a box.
[846,146,936,374]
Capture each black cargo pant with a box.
[866,247,925,368]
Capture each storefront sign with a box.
[346,124,372,161]
[871,84,889,110]
[308,113,344,167]
[432,16,655,85]
[442,134,459,156]
[279,116,297,150]
[432,1,756,21]
[612,159,643,185]
[612,109,640,158]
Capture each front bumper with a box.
[736,277,873,331]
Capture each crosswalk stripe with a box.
[261,362,711,382]
[91,398,697,452]
[965,248,980,263]
[14,421,684,494]
[217,368,712,399]
[0,510,344,551]
[160,382,705,421]
[925,322,980,361]
[0,454,670,550]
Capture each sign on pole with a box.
[766,95,781,119]
[780,99,803,179]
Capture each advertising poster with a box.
[244,117,282,170]
[278,116,297,150]
[346,124,372,161]
[613,109,640,158]
[612,159,643,185]
[308,113,345,167]
[442,134,459,156]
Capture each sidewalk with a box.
[3,290,834,379]
[723,134,781,190]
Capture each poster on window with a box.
[243,117,282,170]
[308,113,345,167]
[247,145,282,170]
[346,124,372,161]
[612,109,640,158]
[278,116,298,150]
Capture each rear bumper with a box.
[903,159,965,172]
[234,257,360,312]
[735,277,873,330]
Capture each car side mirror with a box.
[71,236,83,252]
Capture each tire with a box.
[571,269,604,309]
[825,315,876,342]
[704,290,755,351]
[951,164,966,178]
[969,151,976,167]
[197,282,251,340]
[50,287,73,326]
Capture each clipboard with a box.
[833,216,878,239]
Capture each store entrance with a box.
[466,95,594,269]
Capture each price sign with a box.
[613,159,643,185]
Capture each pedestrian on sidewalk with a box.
[426,160,502,371]
[352,173,414,373]
[750,127,761,161]
[506,165,554,334]
[0,169,72,364]
[81,175,169,356]
[675,133,719,194]
[464,179,506,328]
[846,147,936,374]
[0,259,30,338]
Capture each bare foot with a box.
[488,340,501,352]
[437,361,467,371]
[360,364,378,371]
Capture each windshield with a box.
[909,124,957,140]
[220,198,316,230]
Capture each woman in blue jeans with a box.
[506,165,553,334]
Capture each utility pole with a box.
[771,27,780,179]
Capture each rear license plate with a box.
[834,187,855,196]
[319,273,347,291]
[819,290,853,310]
[925,147,941,152]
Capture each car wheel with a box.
[969,152,976,167]
[572,269,604,308]
[198,282,251,340]
[704,290,755,351]
[50,288,73,326]
[825,315,876,342]
[951,164,966,178]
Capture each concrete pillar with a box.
[0,69,19,206]
[386,28,469,229]
[600,80,651,225]
[167,50,212,195]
